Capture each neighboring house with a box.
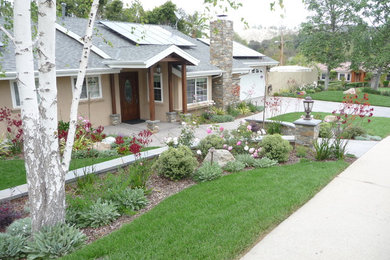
[318,62,366,82]
[0,15,276,133]
[268,66,317,94]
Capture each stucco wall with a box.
[0,74,114,136]
[268,71,317,94]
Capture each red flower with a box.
[115,136,124,145]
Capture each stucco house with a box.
[0,15,277,133]
[318,62,366,82]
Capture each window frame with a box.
[10,79,39,109]
[186,77,209,105]
[147,72,163,103]
[71,75,103,101]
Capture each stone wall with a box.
[210,16,238,108]
[294,119,321,147]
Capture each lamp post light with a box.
[303,96,314,120]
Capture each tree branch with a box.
[0,25,16,45]
[61,0,100,171]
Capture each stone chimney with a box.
[210,15,237,108]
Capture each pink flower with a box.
[247,125,252,131]
[253,152,258,158]
[249,148,255,154]
[206,128,212,134]
[236,141,241,146]
[223,144,227,149]
[219,126,224,132]
[228,146,233,151]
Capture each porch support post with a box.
[181,63,188,114]
[168,63,174,112]
[109,74,116,114]
[148,67,155,121]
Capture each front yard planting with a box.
[63,160,348,260]
[270,112,390,138]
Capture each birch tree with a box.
[0,0,99,232]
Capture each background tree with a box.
[350,0,390,90]
[299,0,355,90]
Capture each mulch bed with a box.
[1,151,356,242]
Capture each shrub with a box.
[260,134,292,162]
[153,146,198,180]
[193,162,223,182]
[0,201,21,230]
[197,134,224,158]
[24,223,86,259]
[0,233,26,259]
[6,217,31,238]
[108,188,148,212]
[126,160,153,190]
[342,125,367,139]
[235,154,256,167]
[77,199,120,228]
[319,122,333,138]
[227,105,240,117]
[362,87,381,95]
[210,114,235,123]
[223,160,245,172]
[313,138,333,160]
[266,121,282,135]
[383,80,389,87]
[236,102,251,115]
[252,157,278,168]
[296,145,308,158]
[210,106,225,115]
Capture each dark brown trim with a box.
[168,63,173,112]
[181,64,187,114]
[109,74,116,114]
[148,67,156,121]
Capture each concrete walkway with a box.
[241,137,390,260]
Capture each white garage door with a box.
[240,68,265,100]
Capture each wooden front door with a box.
[119,72,140,121]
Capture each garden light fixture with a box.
[155,64,161,74]
[303,96,314,120]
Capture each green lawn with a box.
[0,157,118,190]
[307,91,390,107]
[63,160,348,260]
[270,112,390,138]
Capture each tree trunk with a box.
[61,0,100,171]
[34,0,66,231]
[13,0,44,233]
[324,67,330,90]
[370,67,382,90]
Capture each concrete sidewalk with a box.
[241,137,390,260]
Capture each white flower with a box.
[165,137,172,144]
[182,122,186,126]
[244,145,249,151]
[173,137,178,145]
[197,150,202,155]
[249,148,255,154]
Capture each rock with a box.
[343,88,356,95]
[102,136,116,145]
[203,149,235,167]
[92,142,111,151]
[324,115,338,123]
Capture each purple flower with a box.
[236,141,241,146]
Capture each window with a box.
[339,73,345,80]
[153,74,163,102]
[321,73,326,80]
[72,76,102,100]
[187,77,208,104]
[147,73,163,102]
[10,79,39,109]
[346,73,351,81]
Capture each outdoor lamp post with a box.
[303,96,314,120]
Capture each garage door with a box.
[240,68,265,100]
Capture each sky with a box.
[123,0,310,34]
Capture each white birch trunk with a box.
[324,67,330,90]
[13,0,43,232]
[61,0,100,171]
[370,67,382,90]
[35,0,66,230]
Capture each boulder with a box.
[203,149,235,167]
[92,142,111,151]
[324,115,338,123]
[102,136,116,145]
[343,88,356,95]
